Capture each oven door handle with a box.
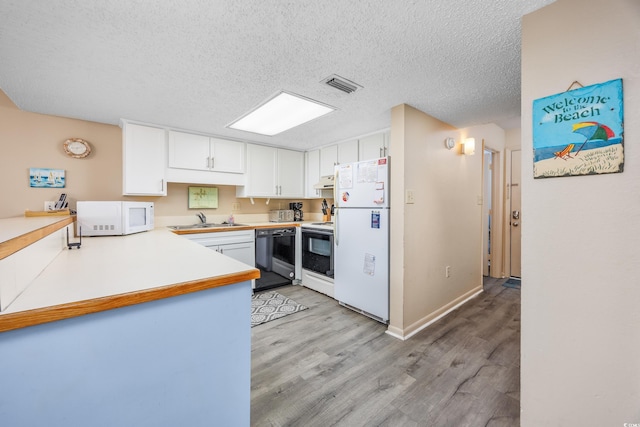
[302,229,333,237]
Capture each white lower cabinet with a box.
[209,241,254,265]
[182,230,256,288]
[182,230,255,266]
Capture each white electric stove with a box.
[300,222,334,297]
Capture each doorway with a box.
[482,149,494,276]
[509,150,522,278]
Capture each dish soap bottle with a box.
[228,213,235,225]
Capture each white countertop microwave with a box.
[77,201,154,236]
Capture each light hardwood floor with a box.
[251,277,520,426]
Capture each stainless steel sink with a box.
[168,223,246,230]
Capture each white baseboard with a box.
[385,285,483,341]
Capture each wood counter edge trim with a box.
[0,268,260,333]
[170,222,301,235]
[0,216,75,261]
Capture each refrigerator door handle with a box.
[333,168,338,207]
[334,208,339,246]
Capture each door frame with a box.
[481,140,505,279]
[503,148,521,278]
[482,148,493,276]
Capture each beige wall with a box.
[0,91,122,218]
[0,92,322,220]
[521,0,640,425]
[388,104,491,338]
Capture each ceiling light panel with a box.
[227,92,335,136]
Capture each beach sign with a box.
[532,78,624,178]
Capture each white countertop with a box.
[1,228,257,315]
[0,216,68,243]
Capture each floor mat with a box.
[503,278,521,289]
[251,291,308,327]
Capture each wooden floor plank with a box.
[251,277,520,426]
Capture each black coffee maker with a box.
[289,202,303,221]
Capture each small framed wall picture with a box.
[188,186,218,209]
[30,168,65,188]
[532,78,624,178]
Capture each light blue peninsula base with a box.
[0,281,251,427]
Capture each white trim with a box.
[384,285,483,341]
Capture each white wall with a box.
[521,0,640,425]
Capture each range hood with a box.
[313,175,335,190]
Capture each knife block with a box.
[322,214,331,222]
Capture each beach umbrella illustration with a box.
[572,121,615,156]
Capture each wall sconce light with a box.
[463,137,475,155]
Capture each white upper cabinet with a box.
[305,149,321,198]
[210,137,244,173]
[168,131,210,170]
[122,122,167,196]
[277,148,304,198]
[320,145,338,177]
[338,139,359,164]
[166,130,245,186]
[320,139,359,176]
[237,144,304,198]
[168,131,244,173]
[241,144,277,197]
[358,131,390,160]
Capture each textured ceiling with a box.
[0,0,555,150]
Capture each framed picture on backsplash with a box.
[188,186,218,209]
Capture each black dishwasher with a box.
[255,227,296,291]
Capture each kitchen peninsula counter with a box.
[0,216,259,332]
[0,215,256,426]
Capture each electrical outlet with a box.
[405,189,415,204]
[44,201,56,211]
[232,202,240,211]
[445,266,451,278]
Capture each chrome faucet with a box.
[197,211,206,224]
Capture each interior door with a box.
[510,150,522,278]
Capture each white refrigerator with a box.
[334,157,390,323]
